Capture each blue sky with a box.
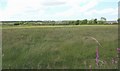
[0,0,119,21]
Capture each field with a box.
[2,25,118,69]
[0,24,1,70]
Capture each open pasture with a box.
[2,25,118,69]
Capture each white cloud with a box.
[0,0,118,21]
[99,0,119,2]
[0,0,47,20]
[54,0,100,17]
[83,8,118,21]
[84,8,118,16]
[42,0,66,6]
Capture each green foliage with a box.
[68,21,75,25]
[81,19,88,25]
[2,17,118,26]
[88,19,94,25]
[100,17,107,24]
[117,18,120,24]
[94,19,97,24]
[75,20,80,25]
[14,22,24,25]
[101,17,106,21]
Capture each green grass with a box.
[2,25,118,69]
[0,24,2,70]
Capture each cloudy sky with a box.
[0,0,119,21]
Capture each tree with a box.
[101,17,106,21]
[88,19,94,24]
[94,18,97,24]
[81,19,87,24]
[100,17,107,24]
[75,20,80,25]
[14,21,24,25]
[69,21,75,25]
[117,18,120,24]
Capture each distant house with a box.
[106,21,118,24]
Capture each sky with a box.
[0,0,119,21]
[118,1,120,18]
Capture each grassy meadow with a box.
[0,24,2,70]
[2,25,118,69]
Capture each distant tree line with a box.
[2,17,118,26]
[118,18,120,24]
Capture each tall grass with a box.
[2,25,118,69]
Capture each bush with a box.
[14,22,24,25]
[75,20,80,25]
[14,22,20,25]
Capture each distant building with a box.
[106,21,118,24]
